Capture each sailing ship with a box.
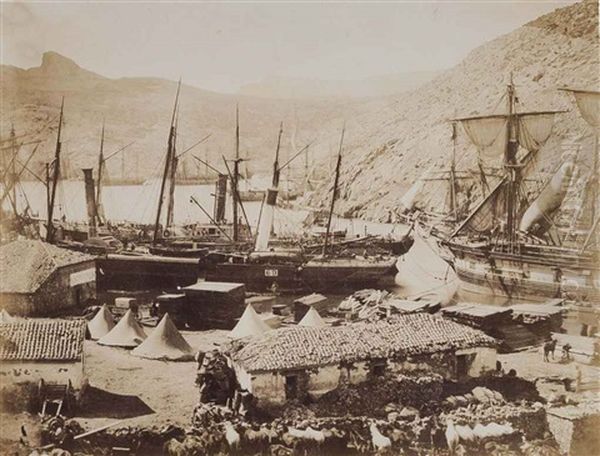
[148,85,251,257]
[206,124,397,293]
[441,81,599,302]
[0,126,43,242]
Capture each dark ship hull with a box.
[446,240,600,302]
[205,255,397,293]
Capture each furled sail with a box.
[458,111,560,159]
[519,158,575,236]
[460,116,507,160]
[517,112,557,152]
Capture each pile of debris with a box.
[195,350,237,406]
[32,396,559,456]
[313,374,444,417]
[337,289,440,321]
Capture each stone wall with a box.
[547,411,600,455]
[0,360,85,389]
[32,262,96,316]
[236,346,496,407]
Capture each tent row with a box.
[229,303,326,339]
[88,305,194,361]
[88,302,327,358]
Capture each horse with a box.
[543,339,557,362]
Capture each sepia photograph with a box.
[0,0,598,454]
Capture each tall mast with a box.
[505,75,520,251]
[254,122,283,252]
[232,105,240,241]
[323,125,345,256]
[449,122,458,220]
[273,122,283,187]
[45,162,50,221]
[591,134,598,224]
[166,111,179,228]
[95,120,105,225]
[153,79,181,244]
[9,126,17,214]
[305,145,311,192]
[46,97,64,243]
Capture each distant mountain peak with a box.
[40,51,81,73]
[22,51,105,83]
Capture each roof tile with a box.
[0,319,86,362]
[230,313,496,373]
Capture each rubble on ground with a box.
[312,374,443,417]
[336,289,440,321]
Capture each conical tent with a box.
[98,309,147,348]
[87,304,115,340]
[132,313,194,361]
[230,304,271,339]
[298,306,326,328]
[0,309,15,323]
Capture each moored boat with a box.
[442,82,599,303]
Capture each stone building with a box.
[0,240,96,316]
[228,313,497,407]
[0,319,87,388]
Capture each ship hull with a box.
[97,254,203,291]
[447,242,600,302]
[206,259,396,293]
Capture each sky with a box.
[1,0,576,93]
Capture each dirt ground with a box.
[0,328,230,453]
[2,329,599,454]
[78,328,231,429]
[498,345,600,403]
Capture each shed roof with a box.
[510,303,564,317]
[230,313,496,373]
[294,293,327,306]
[0,240,94,294]
[183,281,244,293]
[442,304,511,319]
[0,319,86,362]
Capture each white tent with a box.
[87,304,115,340]
[132,313,194,361]
[230,304,271,339]
[0,309,16,323]
[98,309,147,348]
[298,306,326,328]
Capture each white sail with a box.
[254,188,278,251]
[569,90,600,128]
[400,164,435,212]
[519,158,575,235]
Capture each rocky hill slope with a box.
[0,52,356,181]
[309,0,599,220]
[238,70,441,99]
[1,1,598,222]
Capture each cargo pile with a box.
[337,289,440,321]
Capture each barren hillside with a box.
[0,52,355,181]
[308,0,599,220]
[1,1,598,222]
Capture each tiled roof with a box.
[0,240,94,294]
[230,313,496,373]
[0,319,86,361]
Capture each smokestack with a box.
[82,168,97,238]
[214,173,228,223]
